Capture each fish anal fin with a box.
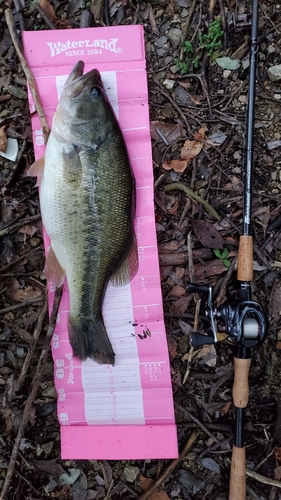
[110,234,139,287]
[44,247,65,287]
[27,157,45,177]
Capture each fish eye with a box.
[92,87,101,96]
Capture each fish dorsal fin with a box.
[44,246,65,287]
[27,156,45,184]
[110,234,139,287]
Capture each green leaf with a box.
[223,259,231,268]
[192,55,201,69]
[213,249,222,259]
[221,248,229,259]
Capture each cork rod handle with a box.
[229,446,246,500]
[233,357,251,408]
[237,235,253,282]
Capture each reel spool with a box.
[243,317,259,339]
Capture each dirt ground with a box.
[0,0,281,499]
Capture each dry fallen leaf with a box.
[0,125,7,153]
[150,121,185,145]
[139,475,170,500]
[193,124,207,140]
[169,295,193,317]
[162,159,188,172]
[167,336,178,360]
[67,0,83,17]
[158,238,185,252]
[38,0,58,22]
[275,447,281,462]
[274,466,281,481]
[162,126,207,173]
[192,219,224,249]
[5,278,42,302]
[193,259,226,280]
[167,285,186,298]
[33,459,65,477]
[221,402,232,414]
[166,194,180,215]
[194,344,217,367]
[172,371,182,390]
[19,225,38,237]
[178,81,192,90]
[180,139,202,161]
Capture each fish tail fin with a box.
[68,317,115,365]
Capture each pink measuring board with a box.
[23,25,177,459]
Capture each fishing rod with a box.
[185,1,268,498]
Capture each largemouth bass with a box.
[30,61,138,364]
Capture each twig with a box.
[13,0,25,32]
[164,182,221,220]
[14,468,41,496]
[246,484,266,500]
[104,0,110,26]
[5,9,50,144]
[183,232,196,384]
[14,294,48,393]
[0,244,44,272]
[137,430,200,500]
[181,0,197,51]
[35,2,56,30]
[0,296,43,314]
[218,0,227,49]
[215,256,237,305]
[178,72,211,113]
[0,214,41,237]
[246,469,281,488]
[0,286,63,500]
[253,447,276,472]
[153,80,193,136]
[119,480,139,498]
[5,139,27,187]
[176,403,221,444]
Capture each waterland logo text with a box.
[47,38,122,57]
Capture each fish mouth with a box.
[64,61,104,98]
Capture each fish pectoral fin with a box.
[110,233,139,287]
[62,145,82,185]
[27,157,45,184]
[44,246,65,287]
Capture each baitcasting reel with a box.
[186,283,267,352]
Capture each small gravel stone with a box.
[123,465,140,482]
[268,64,281,82]
[8,85,28,99]
[238,95,247,103]
[167,27,182,45]
[223,70,231,78]
[170,64,179,74]
[163,79,175,90]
